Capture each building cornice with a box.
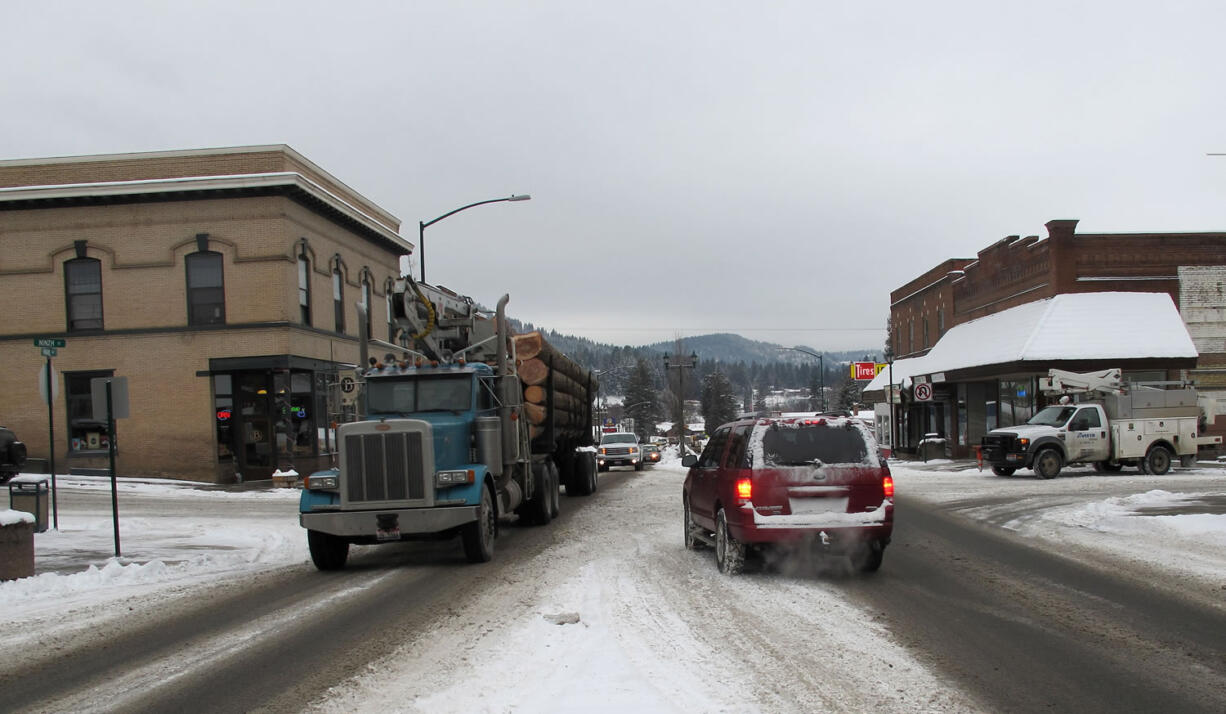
[0,172,412,254]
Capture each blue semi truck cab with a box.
[299,279,597,570]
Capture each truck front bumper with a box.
[301,505,478,537]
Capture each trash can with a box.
[9,474,50,534]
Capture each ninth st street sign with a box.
[34,338,67,348]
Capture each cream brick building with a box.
[0,146,412,482]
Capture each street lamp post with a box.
[418,194,531,283]
[779,347,825,412]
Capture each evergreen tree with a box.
[833,369,864,413]
[701,370,740,433]
[623,358,661,440]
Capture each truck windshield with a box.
[1028,406,1076,427]
[366,375,473,415]
[601,434,636,444]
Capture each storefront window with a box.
[956,383,967,446]
[998,378,1035,428]
[65,370,114,453]
[215,374,234,462]
[291,371,314,458]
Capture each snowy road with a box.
[2,461,1225,712]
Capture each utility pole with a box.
[664,351,698,455]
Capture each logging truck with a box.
[298,277,599,569]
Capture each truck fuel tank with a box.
[476,416,503,477]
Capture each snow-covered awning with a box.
[865,292,1198,393]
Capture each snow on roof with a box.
[866,292,1197,390]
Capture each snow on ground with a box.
[889,459,1226,597]
[2,459,1225,711]
[0,475,304,648]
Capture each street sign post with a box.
[91,376,129,558]
[35,338,66,529]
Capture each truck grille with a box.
[344,431,426,504]
[605,447,632,456]
[980,433,1014,459]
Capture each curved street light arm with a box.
[418,194,531,283]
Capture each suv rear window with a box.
[755,421,872,467]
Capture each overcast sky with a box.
[3,2,1224,352]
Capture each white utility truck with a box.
[980,368,1221,479]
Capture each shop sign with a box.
[851,362,887,381]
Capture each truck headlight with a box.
[1018,438,1030,448]
[305,475,339,490]
[436,469,475,487]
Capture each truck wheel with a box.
[991,465,1015,477]
[715,508,745,575]
[1033,448,1062,479]
[1145,445,1173,475]
[307,530,349,571]
[462,484,496,563]
[683,496,706,550]
[586,452,598,494]
[522,461,552,526]
[547,460,560,519]
[567,452,597,496]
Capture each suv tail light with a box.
[882,475,895,499]
[735,478,752,503]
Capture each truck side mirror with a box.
[681,454,698,467]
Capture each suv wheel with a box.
[853,540,885,573]
[715,508,745,575]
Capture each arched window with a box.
[64,257,103,331]
[361,272,372,338]
[186,251,226,326]
[298,251,311,326]
[385,278,396,342]
[332,262,345,333]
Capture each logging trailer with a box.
[298,276,599,569]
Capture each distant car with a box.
[682,415,894,575]
[0,426,28,484]
[641,442,662,465]
[598,432,642,471]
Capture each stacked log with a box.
[513,331,597,441]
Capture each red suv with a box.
[682,415,894,574]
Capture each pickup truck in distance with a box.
[597,432,641,471]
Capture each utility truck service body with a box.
[299,277,598,569]
[981,369,1221,479]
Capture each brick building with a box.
[0,146,411,482]
[878,219,1226,458]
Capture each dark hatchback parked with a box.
[682,415,893,574]
[1,426,28,484]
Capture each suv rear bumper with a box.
[727,502,893,547]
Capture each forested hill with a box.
[506,319,879,396]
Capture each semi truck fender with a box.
[437,464,492,507]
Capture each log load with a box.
[513,331,597,444]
